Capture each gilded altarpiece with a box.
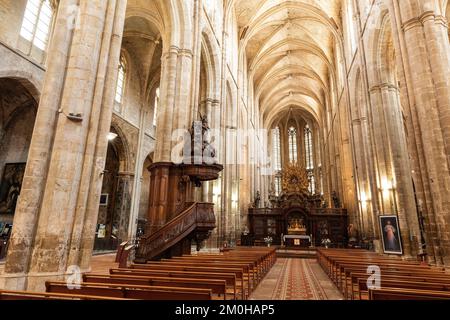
[248,164,348,247]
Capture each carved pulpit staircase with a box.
[135,116,223,263]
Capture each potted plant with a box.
[264,236,273,247]
[321,238,331,249]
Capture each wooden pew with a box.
[0,290,127,300]
[317,248,450,301]
[337,262,437,296]
[168,256,260,285]
[109,268,238,300]
[46,281,213,300]
[129,264,248,299]
[83,274,228,300]
[358,278,450,300]
[351,272,450,300]
[217,250,274,275]
[369,288,450,300]
[138,260,255,291]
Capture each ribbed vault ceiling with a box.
[234,0,343,128]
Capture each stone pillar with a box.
[153,50,177,162]
[113,172,134,243]
[1,0,85,290]
[388,0,450,264]
[382,84,420,255]
[2,0,127,291]
[127,108,149,243]
[26,0,112,291]
[75,0,127,271]
[421,12,450,161]
[370,83,421,258]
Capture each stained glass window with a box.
[288,127,298,163]
[272,127,281,171]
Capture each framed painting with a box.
[379,215,403,255]
[0,163,26,215]
[100,194,109,206]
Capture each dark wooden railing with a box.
[134,202,215,263]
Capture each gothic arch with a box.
[0,73,41,102]
[201,27,221,102]
[109,120,132,173]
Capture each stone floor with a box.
[250,258,343,300]
[89,253,119,273]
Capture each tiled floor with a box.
[250,258,343,300]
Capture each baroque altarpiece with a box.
[247,164,348,247]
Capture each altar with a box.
[283,235,311,247]
[247,163,349,248]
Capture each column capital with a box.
[370,83,400,93]
[117,171,135,178]
[402,11,448,31]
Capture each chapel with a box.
[0,0,450,301]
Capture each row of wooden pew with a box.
[317,248,450,300]
[0,247,276,300]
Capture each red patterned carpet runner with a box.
[270,258,328,300]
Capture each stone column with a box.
[373,83,421,258]
[2,0,81,290]
[154,46,194,162]
[27,0,111,291]
[127,108,149,243]
[391,0,450,265]
[421,12,450,161]
[388,0,450,264]
[113,172,134,243]
[383,84,420,250]
[3,1,125,291]
[75,0,127,271]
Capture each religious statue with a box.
[332,191,341,208]
[188,113,216,162]
[254,191,261,208]
[199,113,216,159]
[347,223,359,243]
[318,220,329,238]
